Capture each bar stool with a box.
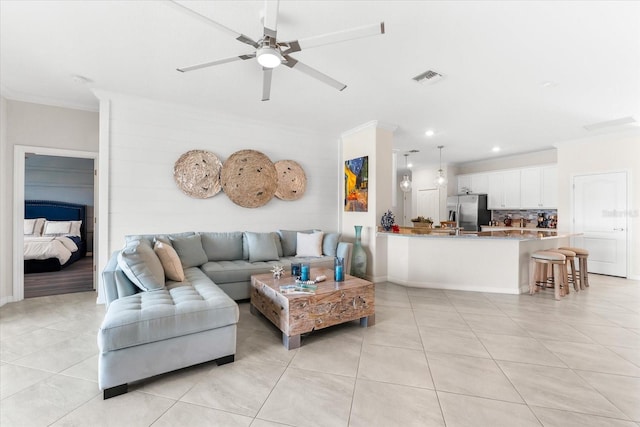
[559,247,589,289]
[548,248,579,292]
[530,251,567,300]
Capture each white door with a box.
[418,189,440,224]
[572,172,627,277]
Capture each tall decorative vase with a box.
[351,225,367,278]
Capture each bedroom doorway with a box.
[14,146,99,301]
[23,155,95,297]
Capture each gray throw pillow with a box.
[277,229,314,257]
[117,239,165,291]
[245,232,279,263]
[243,232,282,259]
[272,232,283,258]
[322,232,341,256]
[201,232,243,261]
[170,233,208,268]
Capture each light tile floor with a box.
[1,274,639,426]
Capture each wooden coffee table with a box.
[250,268,375,349]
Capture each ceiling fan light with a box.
[256,47,282,68]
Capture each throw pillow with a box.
[322,232,341,256]
[33,218,46,236]
[117,239,165,291]
[272,232,283,258]
[43,220,72,236]
[245,232,279,263]
[296,231,324,257]
[170,233,208,268]
[24,219,36,235]
[154,241,185,282]
[68,220,82,237]
[201,231,243,261]
[277,229,314,257]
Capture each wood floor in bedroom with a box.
[24,256,94,298]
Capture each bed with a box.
[24,200,88,274]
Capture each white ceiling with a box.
[2,0,639,167]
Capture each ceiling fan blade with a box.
[280,22,384,55]
[168,0,260,48]
[262,68,273,101]
[177,53,255,73]
[283,56,346,91]
[263,0,279,38]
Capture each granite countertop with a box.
[379,228,573,241]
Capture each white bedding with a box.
[24,236,78,265]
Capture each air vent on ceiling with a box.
[412,70,443,84]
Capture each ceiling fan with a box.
[170,0,385,101]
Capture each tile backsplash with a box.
[491,209,558,228]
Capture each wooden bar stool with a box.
[530,251,567,300]
[559,247,589,289]
[549,249,579,292]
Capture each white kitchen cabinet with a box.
[541,166,557,208]
[457,173,489,194]
[520,166,557,208]
[488,170,521,209]
[457,175,472,194]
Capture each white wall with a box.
[0,99,98,304]
[340,121,394,281]
[0,97,9,304]
[557,131,640,280]
[100,92,340,261]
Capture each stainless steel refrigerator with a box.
[446,194,491,232]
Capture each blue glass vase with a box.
[351,225,367,278]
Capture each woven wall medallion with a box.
[173,150,223,199]
[220,149,277,208]
[274,160,306,201]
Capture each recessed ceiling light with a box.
[425,130,435,137]
[540,81,557,88]
[492,146,501,153]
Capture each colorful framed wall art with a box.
[345,156,368,212]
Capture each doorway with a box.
[23,154,95,298]
[572,171,628,277]
[417,188,440,225]
[13,146,98,302]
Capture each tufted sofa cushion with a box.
[98,267,238,353]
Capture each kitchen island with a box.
[381,229,573,294]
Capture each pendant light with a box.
[434,145,448,187]
[399,153,412,193]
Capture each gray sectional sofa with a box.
[98,230,352,399]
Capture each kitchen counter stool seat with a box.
[559,247,589,289]
[530,251,567,300]
[549,249,579,292]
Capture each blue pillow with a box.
[170,233,208,268]
[201,232,243,261]
[322,232,341,256]
[245,232,279,263]
[117,239,165,291]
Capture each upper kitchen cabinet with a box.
[488,170,521,209]
[520,165,557,208]
[457,173,489,194]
